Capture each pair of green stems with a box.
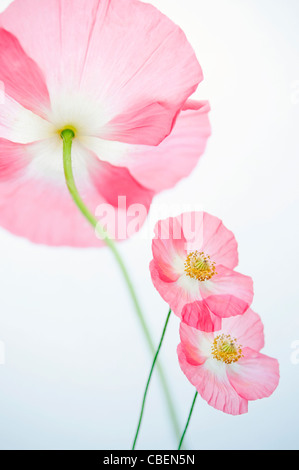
[61,130,197,450]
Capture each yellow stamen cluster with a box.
[184,251,216,282]
[211,334,243,364]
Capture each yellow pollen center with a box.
[184,251,216,282]
[211,334,243,364]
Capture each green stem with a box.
[178,392,198,450]
[61,129,180,442]
[132,308,171,450]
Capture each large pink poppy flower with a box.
[177,309,280,415]
[0,0,210,247]
[150,212,254,331]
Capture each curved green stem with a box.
[178,392,198,450]
[61,129,180,442]
[132,308,171,450]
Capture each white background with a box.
[0,0,298,450]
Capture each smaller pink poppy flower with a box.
[177,309,280,415]
[150,212,254,331]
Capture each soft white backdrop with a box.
[0,0,298,450]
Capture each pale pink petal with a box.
[0,92,53,145]
[0,174,102,247]
[227,348,280,401]
[0,28,50,118]
[98,101,178,146]
[178,346,248,415]
[151,217,187,282]
[201,265,254,318]
[0,0,106,93]
[183,212,238,269]
[0,139,30,181]
[150,255,222,331]
[179,322,214,365]
[221,309,265,352]
[88,156,154,209]
[150,262,197,316]
[0,142,151,247]
[0,0,202,146]
[181,301,222,332]
[153,217,187,255]
[124,101,211,191]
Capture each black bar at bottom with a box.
[0,450,200,466]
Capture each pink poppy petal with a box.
[88,155,154,210]
[227,348,280,401]
[0,28,50,118]
[150,262,198,317]
[0,139,31,181]
[0,174,102,247]
[178,346,248,415]
[153,217,187,255]
[123,101,211,191]
[221,309,265,352]
[99,101,178,146]
[0,93,52,144]
[0,0,202,146]
[179,322,214,365]
[201,265,254,318]
[181,301,222,332]
[0,141,150,247]
[184,212,239,269]
[151,217,187,282]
